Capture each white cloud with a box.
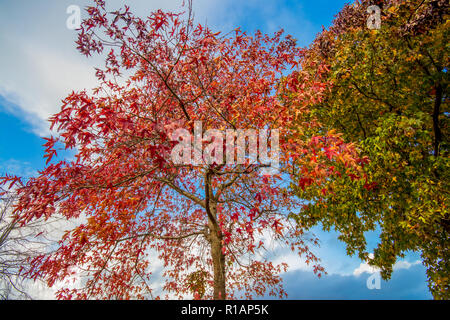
[0,38,98,136]
[353,253,422,277]
[393,259,422,271]
[0,0,221,137]
[353,263,380,276]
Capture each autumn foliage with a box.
[0,1,363,299]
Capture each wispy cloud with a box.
[0,159,37,178]
[353,253,422,277]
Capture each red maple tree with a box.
[1,1,363,299]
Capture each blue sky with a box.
[0,0,432,299]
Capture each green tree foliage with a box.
[288,0,449,299]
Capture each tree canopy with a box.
[288,0,449,299]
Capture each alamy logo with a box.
[66,5,81,30]
[170,122,280,175]
[366,272,381,290]
[367,5,381,30]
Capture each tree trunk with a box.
[210,224,226,299]
[204,169,226,299]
